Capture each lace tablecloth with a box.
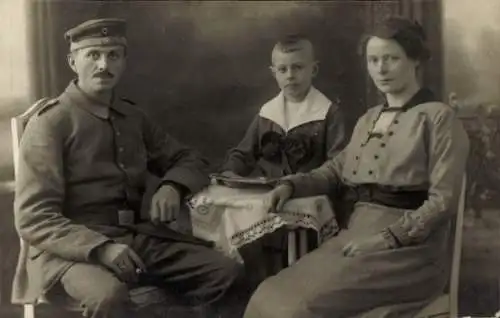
[187,185,339,262]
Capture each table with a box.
[187,185,339,263]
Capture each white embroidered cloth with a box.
[187,185,339,262]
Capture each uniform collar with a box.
[381,88,437,112]
[63,80,130,119]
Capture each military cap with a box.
[64,18,127,51]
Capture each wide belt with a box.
[341,183,428,210]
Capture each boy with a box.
[219,34,347,281]
[221,35,346,179]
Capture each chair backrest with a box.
[11,98,50,178]
[448,174,467,318]
[11,98,50,306]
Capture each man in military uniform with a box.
[13,18,243,317]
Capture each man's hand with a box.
[150,184,181,224]
[265,183,294,214]
[95,243,146,283]
[342,233,391,257]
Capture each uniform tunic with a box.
[13,80,237,305]
[243,88,470,318]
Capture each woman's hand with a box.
[342,233,391,257]
[264,183,294,213]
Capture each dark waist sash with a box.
[69,205,213,247]
[340,183,428,210]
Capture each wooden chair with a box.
[11,98,168,318]
[415,174,467,318]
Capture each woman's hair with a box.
[358,16,430,62]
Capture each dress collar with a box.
[381,88,437,113]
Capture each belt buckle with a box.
[118,209,136,226]
[357,185,373,202]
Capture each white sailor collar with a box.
[259,86,331,132]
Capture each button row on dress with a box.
[357,154,380,160]
[352,169,375,175]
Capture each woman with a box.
[243,16,470,318]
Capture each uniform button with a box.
[381,143,386,148]
[368,170,373,175]
[394,120,399,124]
[355,156,359,160]
[119,147,124,152]
[388,131,394,136]
[374,155,379,159]
[119,163,125,169]
[116,131,121,136]
[352,170,357,175]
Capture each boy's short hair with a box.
[273,34,315,59]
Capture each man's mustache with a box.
[93,71,114,79]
